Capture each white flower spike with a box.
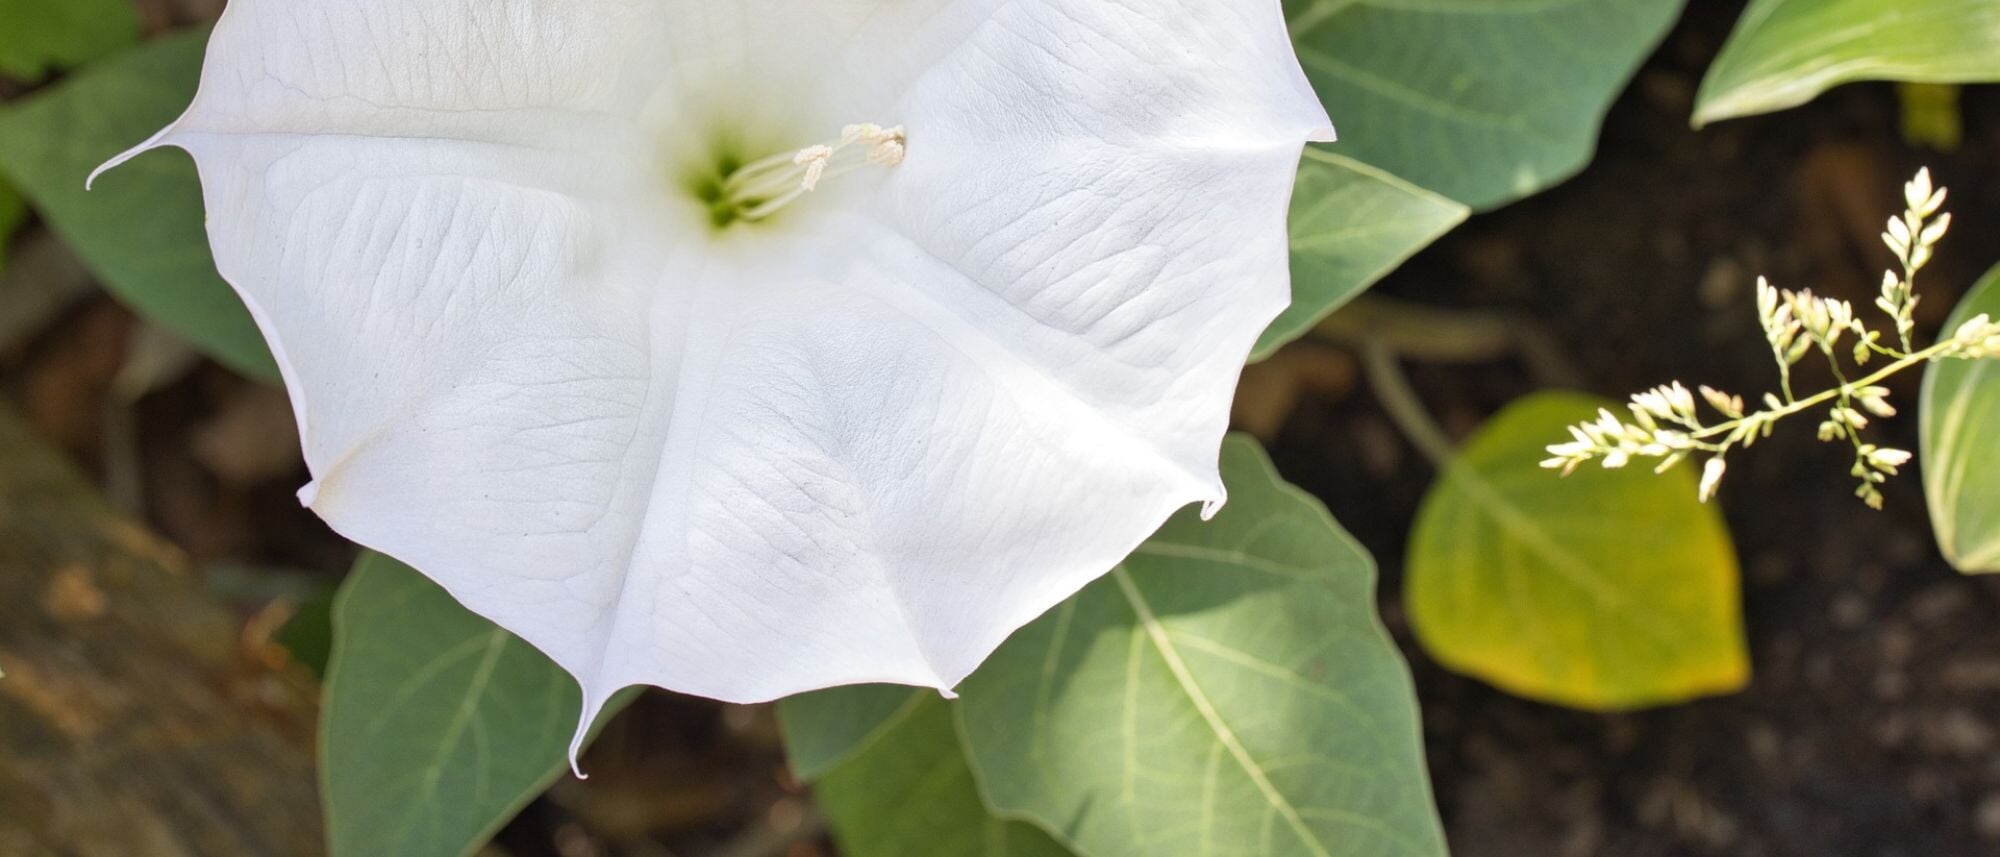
[97,0,1332,768]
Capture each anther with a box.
[720,122,906,223]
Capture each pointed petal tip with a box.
[296,479,321,508]
[566,686,607,780]
[87,124,180,191]
[1198,482,1229,521]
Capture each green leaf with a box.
[1696,0,2000,127]
[1259,150,1467,360]
[1288,0,1684,210]
[0,30,279,379]
[777,683,927,782]
[276,586,337,679]
[1406,391,1748,710]
[322,552,618,857]
[957,436,1445,857]
[816,695,1074,857]
[0,0,139,82]
[1922,263,2000,574]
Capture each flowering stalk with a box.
[1544,169,2000,509]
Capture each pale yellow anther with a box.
[721,121,907,222]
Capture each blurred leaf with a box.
[0,0,139,82]
[957,436,1445,857]
[1259,150,1467,360]
[1898,83,1964,151]
[276,586,337,679]
[816,695,1074,857]
[0,181,22,273]
[1922,263,2000,574]
[0,30,278,379]
[322,552,621,857]
[1289,0,1683,209]
[777,683,925,782]
[1696,0,2000,126]
[1407,391,1748,709]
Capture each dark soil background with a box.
[5,2,2000,856]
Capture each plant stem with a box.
[1361,341,1459,470]
[1690,340,1956,441]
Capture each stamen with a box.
[718,122,905,223]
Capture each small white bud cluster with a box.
[1545,168,1984,510]
[1877,167,1950,352]
[1948,314,2000,360]
[1540,382,1728,483]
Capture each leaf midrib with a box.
[1109,566,1332,857]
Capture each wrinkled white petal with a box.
[108,0,1331,764]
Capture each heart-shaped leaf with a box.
[321,552,624,857]
[956,436,1446,857]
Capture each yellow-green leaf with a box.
[1921,263,2000,574]
[1696,0,2000,126]
[1407,391,1748,709]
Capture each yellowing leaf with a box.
[1407,391,1748,709]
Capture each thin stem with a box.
[1360,341,1459,470]
[1688,341,1954,442]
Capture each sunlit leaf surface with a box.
[1696,0,2000,126]
[1287,0,1683,210]
[1269,0,1684,353]
[1922,263,2000,574]
[956,436,1446,857]
[322,553,611,857]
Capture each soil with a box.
[6,2,2000,856]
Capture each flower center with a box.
[693,123,905,229]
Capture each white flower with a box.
[96,0,1332,761]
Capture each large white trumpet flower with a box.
[100,0,1332,760]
